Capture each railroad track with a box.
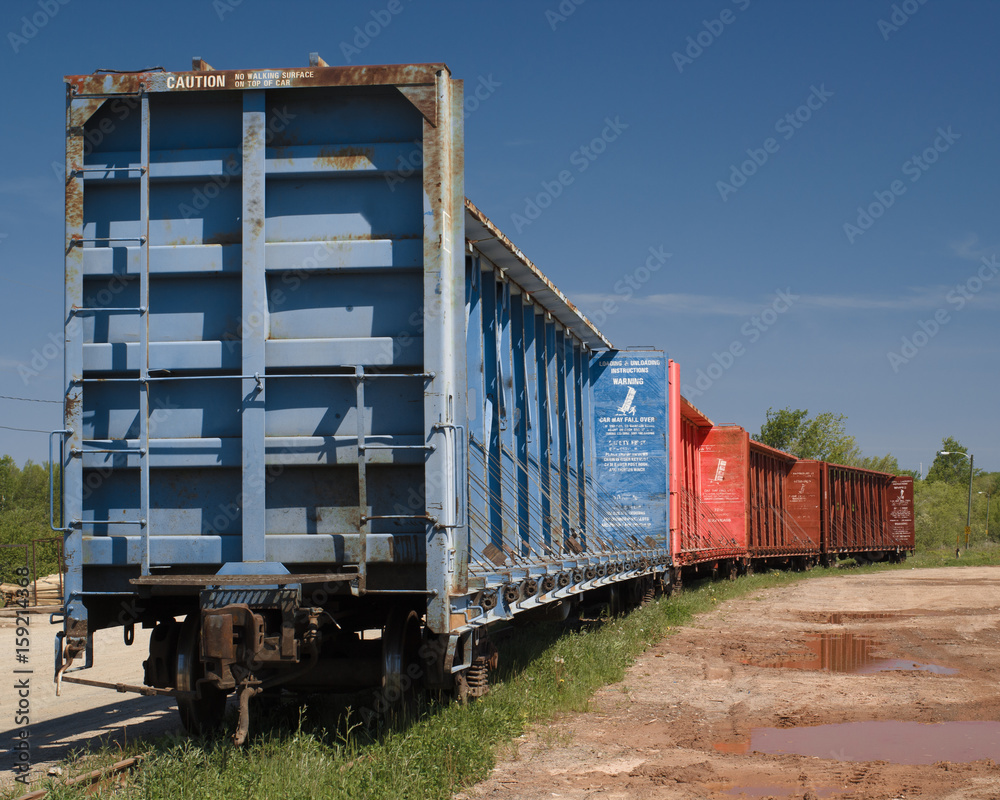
[13,755,145,800]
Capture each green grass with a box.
[14,549,1000,800]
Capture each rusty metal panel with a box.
[62,61,461,633]
[65,64,450,102]
[787,460,823,551]
[746,438,806,557]
[822,462,897,555]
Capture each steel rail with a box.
[12,754,146,800]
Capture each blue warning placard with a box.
[590,351,668,544]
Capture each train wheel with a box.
[728,562,738,581]
[144,620,180,689]
[175,615,227,736]
[382,609,422,705]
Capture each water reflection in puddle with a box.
[715,721,1000,765]
[760,632,957,675]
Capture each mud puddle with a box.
[759,632,957,675]
[723,785,840,798]
[716,720,1000,765]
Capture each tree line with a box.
[755,407,999,551]
[0,456,62,582]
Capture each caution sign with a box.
[590,351,668,543]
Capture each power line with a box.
[0,424,54,434]
[0,394,62,404]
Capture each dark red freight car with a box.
[697,424,819,572]
[790,461,912,564]
[746,437,819,567]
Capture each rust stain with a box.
[71,98,109,129]
[65,170,83,229]
[65,64,449,103]
[315,145,375,171]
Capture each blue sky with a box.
[0,0,996,474]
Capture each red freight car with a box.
[788,461,913,564]
[699,424,821,571]
[667,362,746,581]
[747,437,820,566]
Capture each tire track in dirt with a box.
[458,566,1000,800]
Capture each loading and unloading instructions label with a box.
[592,352,668,539]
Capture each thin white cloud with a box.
[576,282,1000,318]
[949,233,1000,262]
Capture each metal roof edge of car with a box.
[748,437,798,463]
[65,61,450,95]
[680,395,714,427]
[464,197,613,351]
[806,458,898,478]
[712,423,798,463]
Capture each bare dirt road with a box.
[461,566,1000,800]
[0,614,178,790]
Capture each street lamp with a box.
[979,491,992,542]
[939,450,974,554]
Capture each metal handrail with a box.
[48,429,71,532]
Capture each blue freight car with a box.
[52,58,670,740]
